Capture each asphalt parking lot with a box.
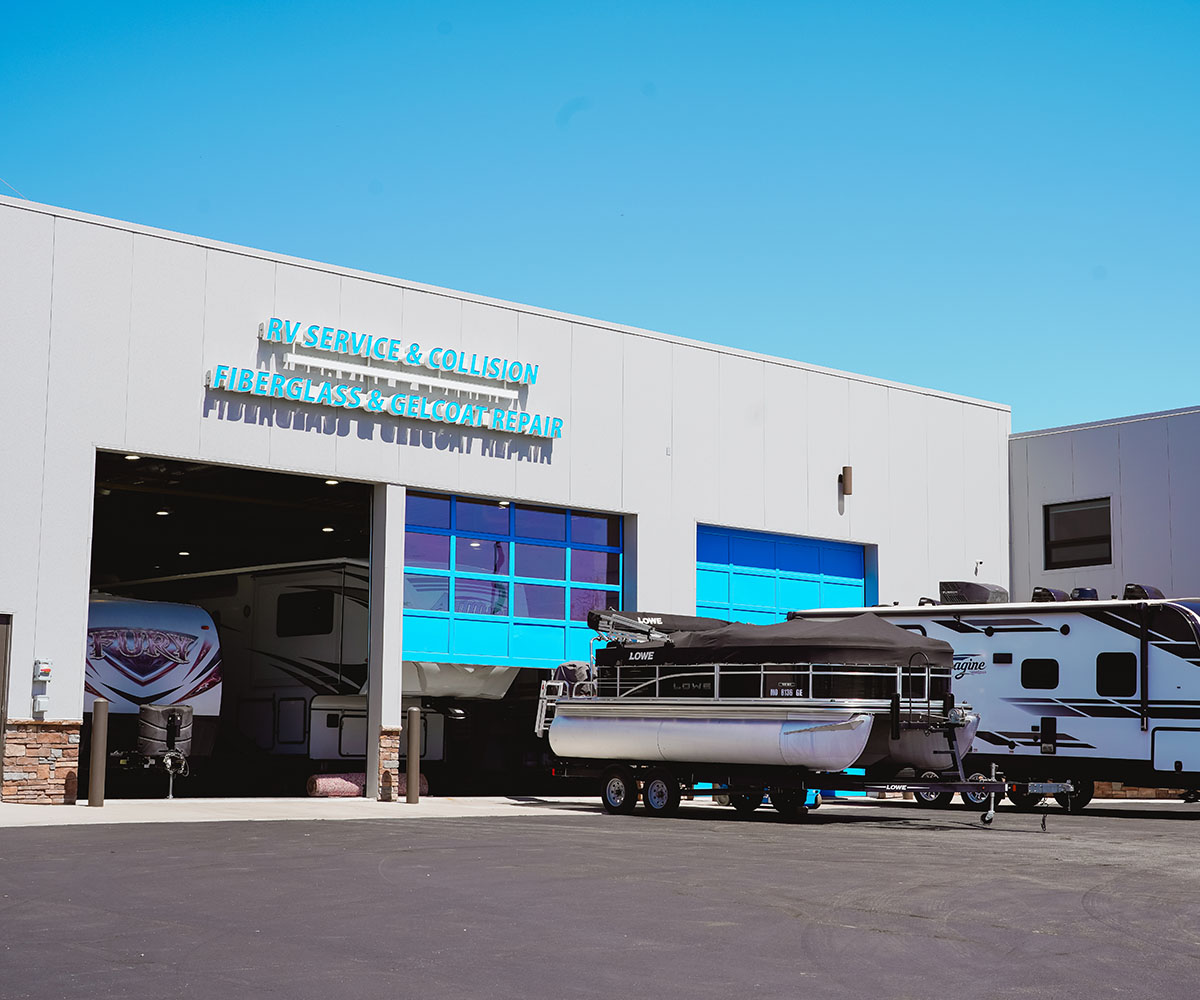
[1,799,1198,1000]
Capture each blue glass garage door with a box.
[402,493,623,668]
[696,526,874,622]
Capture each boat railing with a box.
[588,661,951,708]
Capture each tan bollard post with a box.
[88,698,109,807]
[406,706,421,804]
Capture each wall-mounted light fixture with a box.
[838,465,853,496]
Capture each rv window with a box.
[1021,658,1059,690]
[1044,498,1111,570]
[1096,652,1137,697]
[276,590,334,637]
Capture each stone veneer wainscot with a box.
[2,721,81,804]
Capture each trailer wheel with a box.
[914,771,954,808]
[642,768,681,817]
[601,766,640,815]
[730,793,761,817]
[960,773,991,807]
[769,788,808,821]
[1007,787,1045,811]
[1054,779,1094,813]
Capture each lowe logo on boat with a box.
[636,617,663,625]
[627,651,655,661]
[953,654,987,681]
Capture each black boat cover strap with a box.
[595,612,953,667]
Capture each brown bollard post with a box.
[89,698,109,807]
[406,706,421,804]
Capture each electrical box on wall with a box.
[32,695,49,714]
[34,658,52,682]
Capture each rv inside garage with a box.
[86,451,373,796]
[84,453,580,798]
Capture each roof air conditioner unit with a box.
[1123,583,1165,601]
[939,581,1009,605]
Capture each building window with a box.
[1044,498,1112,570]
[1021,658,1059,690]
[1096,652,1137,697]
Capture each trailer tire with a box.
[642,769,681,817]
[914,771,954,808]
[960,773,991,807]
[601,766,640,815]
[730,793,761,817]
[769,788,808,821]
[1007,787,1045,811]
[1054,779,1094,813]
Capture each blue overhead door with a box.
[696,526,873,622]
[403,493,623,668]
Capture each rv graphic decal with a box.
[952,654,987,681]
[89,627,198,674]
[1003,696,1200,720]
[974,729,1097,750]
[934,617,1059,635]
[85,598,223,715]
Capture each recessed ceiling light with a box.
[124,454,141,461]
[325,479,339,485]
[178,551,190,556]
[322,526,334,533]
[497,501,510,507]
[155,510,170,516]
[469,541,481,548]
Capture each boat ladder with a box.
[534,679,568,737]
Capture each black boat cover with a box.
[587,609,730,634]
[595,612,953,667]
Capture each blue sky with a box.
[3,1,1197,431]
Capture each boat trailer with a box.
[551,758,1072,826]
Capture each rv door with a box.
[247,568,350,754]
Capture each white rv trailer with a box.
[790,585,1200,811]
[106,559,498,767]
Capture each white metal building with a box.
[0,195,1011,803]
[1010,406,1200,603]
